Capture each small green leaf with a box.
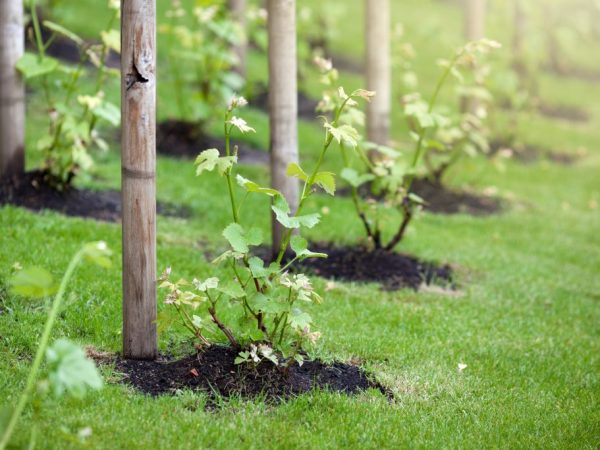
[271,196,320,230]
[10,267,57,298]
[43,21,84,46]
[324,123,360,148]
[314,171,336,195]
[16,53,59,79]
[92,101,120,126]
[290,236,327,260]
[236,175,280,197]
[251,293,289,314]
[195,149,237,176]
[286,163,308,181]
[100,29,120,53]
[82,241,112,268]
[340,168,375,188]
[216,281,245,299]
[222,223,263,253]
[289,308,312,329]
[46,339,103,399]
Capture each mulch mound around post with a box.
[113,345,391,403]
[249,88,320,122]
[0,171,189,222]
[489,139,583,166]
[295,243,454,292]
[337,179,503,216]
[537,102,590,123]
[156,120,269,165]
[410,179,503,216]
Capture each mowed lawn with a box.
[0,0,599,448]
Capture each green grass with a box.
[1,0,599,448]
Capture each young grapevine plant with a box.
[17,0,121,189]
[339,39,500,251]
[159,88,373,367]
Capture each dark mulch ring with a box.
[543,63,600,83]
[0,170,190,222]
[538,102,590,123]
[249,86,320,122]
[328,52,363,75]
[113,345,391,403]
[157,120,269,165]
[337,179,502,216]
[296,243,454,292]
[411,178,502,216]
[490,139,582,166]
[25,14,120,69]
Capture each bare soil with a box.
[0,171,189,222]
[114,345,391,403]
[157,120,269,165]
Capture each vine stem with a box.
[0,250,85,450]
[275,97,353,264]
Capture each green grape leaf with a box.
[340,168,375,188]
[100,29,120,53]
[16,53,59,79]
[93,101,120,126]
[43,21,84,46]
[216,280,245,299]
[290,236,327,260]
[195,149,237,176]
[236,175,280,197]
[314,171,336,195]
[286,162,308,181]
[271,195,320,229]
[82,241,112,268]
[45,339,103,399]
[222,223,263,253]
[289,308,312,330]
[324,123,360,148]
[10,267,57,298]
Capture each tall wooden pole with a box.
[464,0,486,41]
[512,0,526,74]
[0,0,25,179]
[365,0,391,147]
[121,0,157,360]
[268,0,298,254]
[229,0,247,78]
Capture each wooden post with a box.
[267,0,298,254]
[365,0,391,147]
[229,0,247,78]
[512,0,526,74]
[121,0,158,360]
[464,0,486,41]
[0,0,25,179]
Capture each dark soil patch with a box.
[328,52,363,75]
[411,179,502,216]
[25,12,120,69]
[114,345,390,402]
[543,64,600,83]
[249,86,320,122]
[296,243,453,292]
[538,102,590,123]
[337,179,502,216]
[490,139,581,166]
[157,120,268,165]
[0,171,190,222]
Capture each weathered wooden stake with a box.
[465,0,486,41]
[267,0,298,254]
[365,0,391,147]
[229,0,247,78]
[121,0,157,360]
[0,0,25,179]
